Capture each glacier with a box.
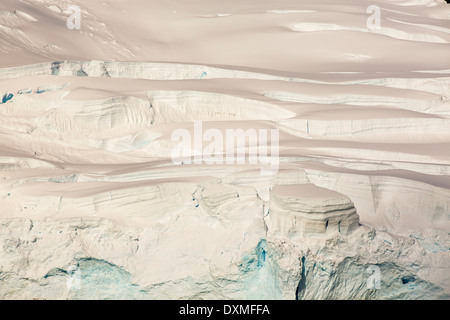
[0,0,449,300]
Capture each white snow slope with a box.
[0,0,449,300]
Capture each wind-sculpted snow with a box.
[265,91,450,115]
[147,91,295,123]
[1,60,449,95]
[278,118,450,142]
[304,169,450,235]
[290,22,450,43]
[0,0,449,300]
[268,184,360,239]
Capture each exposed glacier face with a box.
[269,228,450,300]
[268,184,360,239]
[0,0,449,300]
[1,167,448,300]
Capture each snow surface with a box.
[0,0,449,299]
